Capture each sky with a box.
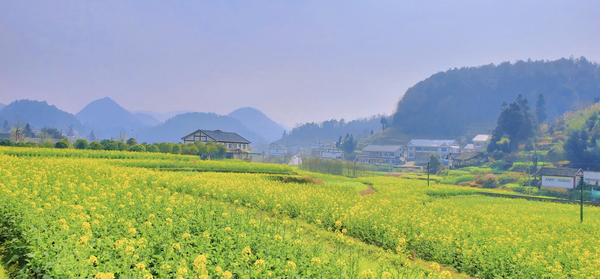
[0,1,599,127]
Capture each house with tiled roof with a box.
[406,139,460,164]
[535,167,582,189]
[357,144,403,165]
[182,129,250,151]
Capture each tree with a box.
[90,141,104,150]
[380,117,388,133]
[336,135,342,148]
[428,154,441,174]
[42,127,65,139]
[129,144,146,152]
[147,144,160,153]
[488,95,535,152]
[535,93,547,124]
[67,125,75,139]
[127,138,138,146]
[340,134,357,155]
[74,139,90,149]
[23,123,34,137]
[182,143,199,155]
[89,131,96,142]
[172,144,182,154]
[2,120,9,133]
[54,139,72,149]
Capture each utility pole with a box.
[580,175,584,223]
[427,161,430,187]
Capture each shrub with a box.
[480,173,499,188]
[90,141,104,150]
[129,144,146,152]
[54,139,72,149]
[74,139,89,149]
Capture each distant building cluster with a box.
[180,128,492,167]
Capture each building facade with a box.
[268,143,287,157]
[181,129,250,151]
[357,145,403,165]
[406,139,460,164]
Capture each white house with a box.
[320,147,344,160]
[406,139,460,164]
[536,167,582,189]
[472,134,490,152]
[268,143,287,157]
[181,129,250,151]
[357,145,403,165]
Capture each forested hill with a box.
[277,116,382,148]
[391,56,600,138]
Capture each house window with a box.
[242,144,247,150]
[409,147,414,151]
[227,143,232,149]
[194,135,200,141]
[415,147,422,151]
[200,136,207,142]
[236,144,240,148]
[441,148,447,152]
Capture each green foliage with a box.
[129,144,146,152]
[0,139,14,146]
[146,145,159,153]
[535,93,547,124]
[488,94,536,153]
[90,141,104,150]
[41,126,65,140]
[479,173,499,188]
[428,154,441,174]
[74,139,89,149]
[54,139,72,149]
[126,138,137,146]
[392,57,600,137]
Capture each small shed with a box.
[535,167,582,189]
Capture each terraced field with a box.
[1,147,600,278]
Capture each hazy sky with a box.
[1,1,598,127]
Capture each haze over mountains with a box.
[390,57,600,139]
[1,57,599,148]
[0,97,283,149]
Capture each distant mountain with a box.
[391,56,600,138]
[132,110,195,123]
[0,99,82,131]
[0,103,5,112]
[76,97,142,139]
[278,116,382,148]
[134,112,160,127]
[228,107,285,142]
[137,112,264,148]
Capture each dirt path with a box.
[359,184,375,196]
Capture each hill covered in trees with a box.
[228,107,284,143]
[0,100,82,131]
[391,57,600,138]
[277,116,383,148]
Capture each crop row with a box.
[0,153,442,278]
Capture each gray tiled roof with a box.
[182,129,250,144]
[535,167,582,177]
[407,139,459,147]
[362,145,402,152]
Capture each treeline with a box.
[391,56,600,137]
[278,116,383,148]
[0,138,229,159]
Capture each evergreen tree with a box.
[2,120,9,133]
[340,134,357,155]
[488,95,536,152]
[380,117,388,133]
[535,93,547,124]
[428,154,441,174]
[89,131,96,142]
[23,123,34,137]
